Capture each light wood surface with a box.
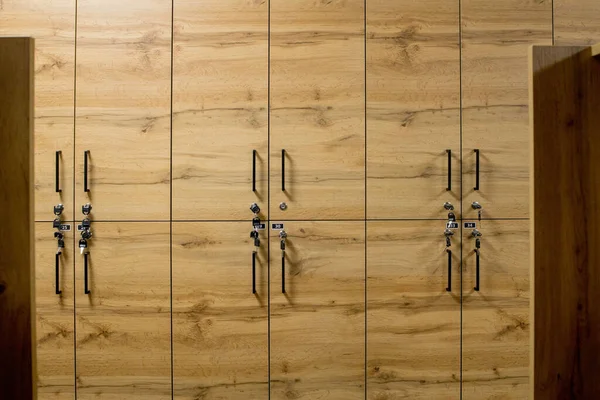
[531,45,600,399]
[35,222,75,400]
[270,222,365,399]
[75,223,171,399]
[461,0,551,219]
[367,221,460,399]
[366,0,460,220]
[172,222,268,399]
[462,220,529,399]
[593,43,600,57]
[0,1,76,222]
[555,0,600,46]
[172,0,268,221]
[75,0,171,221]
[269,0,365,220]
[0,37,35,400]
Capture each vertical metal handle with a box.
[446,149,452,191]
[252,252,257,294]
[84,253,90,294]
[282,254,286,293]
[252,150,257,192]
[474,250,480,291]
[281,149,286,192]
[55,253,62,295]
[446,249,452,292]
[84,150,90,192]
[55,151,62,193]
[474,149,480,191]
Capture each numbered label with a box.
[59,224,71,231]
[446,222,459,229]
[464,222,476,229]
[256,223,266,230]
[77,225,84,231]
[272,223,284,230]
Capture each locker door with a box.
[172,222,268,399]
[35,222,75,399]
[75,1,172,220]
[75,223,171,399]
[172,0,268,221]
[366,0,460,220]
[462,220,529,398]
[270,222,365,399]
[461,0,551,219]
[367,221,460,399]
[270,1,365,220]
[0,0,76,221]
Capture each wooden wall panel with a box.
[0,37,35,400]
[172,0,268,221]
[35,223,75,400]
[0,1,75,222]
[555,0,600,46]
[531,44,600,399]
[462,220,529,399]
[75,223,171,399]
[270,0,365,220]
[366,0,460,220]
[270,222,365,399]
[172,222,268,399]
[461,0,551,219]
[75,0,171,221]
[367,221,460,399]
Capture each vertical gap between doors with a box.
[169,0,175,397]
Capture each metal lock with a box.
[252,216,261,227]
[82,218,92,229]
[82,203,92,216]
[250,203,261,214]
[471,229,482,238]
[53,218,61,229]
[443,202,454,211]
[81,230,93,240]
[279,202,288,211]
[54,204,64,216]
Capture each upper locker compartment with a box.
[75,0,172,221]
[270,0,365,220]
[461,0,551,219]
[366,0,460,220]
[0,0,76,222]
[172,0,268,221]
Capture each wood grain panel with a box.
[462,220,529,399]
[0,37,35,400]
[172,0,268,221]
[0,1,75,222]
[75,223,170,399]
[555,0,600,46]
[270,0,365,220]
[35,222,75,400]
[367,221,460,399]
[461,0,551,219]
[366,0,460,220]
[75,0,171,220]
[531,45,600,399]
[270,222,365,399]
[172,222,268,399]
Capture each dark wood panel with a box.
[531,45,600,399]
[0,37,35,400]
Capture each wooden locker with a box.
[270,0,365,220]
[461,0,551,219]
[35,222,75,399]
[367,221,460,399]
[75,223,171,399]
[75,0,172,221]
[172,0,268,221]
[462,220,529,399]
[366,0,461,220]
[172,222,269,399]
[270,222,365,399]
[0,0,76,221]
[555,0,600,45]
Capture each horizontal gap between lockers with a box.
[35,217,530,223]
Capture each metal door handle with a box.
[84,150,90,192]
[84,253,90,294]
[446,249,452,292]
[474,249,480,291]
[446,149,452,191]
[282,254,286,293]
[252,150,257,192]
[55,253,62,295]
[281,149,286,192]
[474,149,480,191]
[252,252,257,294]
[55,151,62,193]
